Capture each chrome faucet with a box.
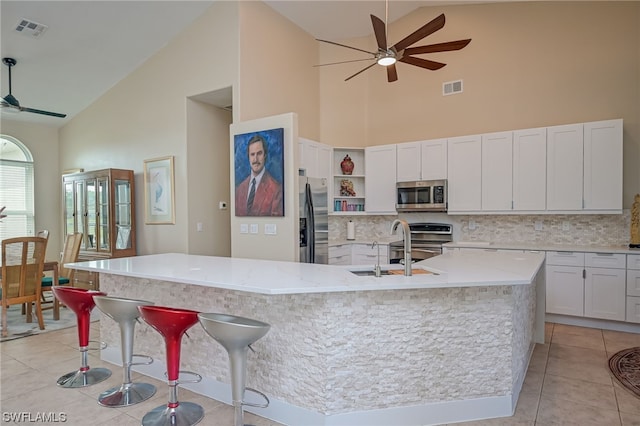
[390,219,412,276]
[371,241,381,277]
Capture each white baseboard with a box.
[546,314,640,333]
[102,347,519,426]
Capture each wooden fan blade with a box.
[404,39,471,56]
[386,64,398,82]
[317,39,377,55]
[393,14,445,52]
[314,58,377,67]
[371,14,387,50]
[399,56,446,70]
[345,62,378,81]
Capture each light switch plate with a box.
[264,224,277,235]
[250,224,259,234]
[240,224,248,234]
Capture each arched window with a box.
[0,135,35,240]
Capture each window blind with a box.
[0,158,35,240]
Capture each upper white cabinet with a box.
[299,138,331,180]
[447,135,481,212]
[365,144,397,214]
[481,131,513,211]
[546,120,623,213]
[546,124,584,211]
[396,139,447,182]
[513,127,547,211]
[583,119,623,211]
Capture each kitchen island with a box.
[68,250,545,426]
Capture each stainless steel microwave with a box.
[396,180,447,212]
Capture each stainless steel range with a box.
[389,222,452,264]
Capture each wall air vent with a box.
[14,18,48,39]
[443,79,463,96]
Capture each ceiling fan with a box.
[316,6,471,83]
[1,57,67,118]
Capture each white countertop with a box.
[445,241,640,255]
[67,250,544,295]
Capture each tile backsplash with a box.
[330,211,631,247]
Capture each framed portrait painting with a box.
[233,128,285,217]
[143,156,175,224]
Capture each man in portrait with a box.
[235,132,284,216]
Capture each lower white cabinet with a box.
[546,264,585,316]
[546,251,626,321]
[626,255,640,323]
[328,243,388,266]
[329,244,351,265]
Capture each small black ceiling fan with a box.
[316,3,471,83]
[1,57,67,118]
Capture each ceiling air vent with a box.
[14,18,48,39]
[443,79,463,96]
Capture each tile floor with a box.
[1,321,639,425]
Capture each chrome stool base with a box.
[98,382,157,407]
[141,402,204,426]
[57,367,112,388]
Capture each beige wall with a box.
[319,1,640,207]
[238,1,320,139]
[58,1,239,256]
[0,119,61,260]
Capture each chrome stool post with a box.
[52,287,111,388]
[198,313,270,426]
[93,295,157,407]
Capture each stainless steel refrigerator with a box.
[299,176,328,264]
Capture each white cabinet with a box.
[396,139,447,182]
[351,243,389,266]
[546,251,626,321]
[546,124,584,211]
[584,253,626,321]
[626,254,640,323]
[513,127,546,211]
[332,148,365,214]
[546,119,623,213]
[329,244,352,265]
[299,138,331,180]
[365,144,397,214]
[481,131,513,211]
[328,243,389,266]
[546,252,585,316]
[583,119,623,211]
[447,135,481,212]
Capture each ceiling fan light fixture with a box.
[377,55,396,66]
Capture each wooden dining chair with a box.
[41,232,82,320]
[1,236,48,337]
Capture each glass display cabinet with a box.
[62,168,136,289]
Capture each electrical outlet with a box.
[534,221,543,231]
[240,224,248,234]
[468,220,476,230]
[562,221,570,231]
[250,224,258,234]
[264,224,277,235]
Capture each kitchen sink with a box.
[350,269,394,276]
[349,267,438,277]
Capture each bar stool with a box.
[93,295,157,407]
[198,313,270,426]
[51,287,112,388]
[138,305,204,426]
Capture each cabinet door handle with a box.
[583,269,586,279]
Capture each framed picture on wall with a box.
[233,128,284,216]
[143,156,175,224]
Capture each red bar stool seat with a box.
[51,287,112,388]
[138,305,204,426]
